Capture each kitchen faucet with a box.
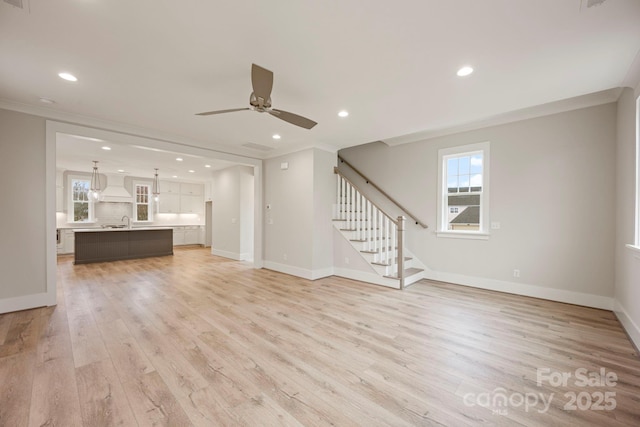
[122,215,131,229]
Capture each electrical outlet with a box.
[491,222,501,230]
[513,269,520,278]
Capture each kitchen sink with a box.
[101,224,127,229]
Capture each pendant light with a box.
[89,160,102,200]
[152,168,160,202]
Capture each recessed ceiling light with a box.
[101,146,111,151]
[205,164,211,168]
[188,170,195,173]
[117,169,125,173]
[172,175,178,178]
[176,157,183,161]
[58,72,77,82]
[272,134,281,140]
[338,110,349,118]
[39,97,55,104]
[456,66,474,77]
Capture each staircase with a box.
[333,168,424,289]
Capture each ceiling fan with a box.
[196,64,317,130]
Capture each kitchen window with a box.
[135,184,152,222]
[437,142,490,239]
[68,176,94,223]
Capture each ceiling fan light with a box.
[58,72,77,82]
[456,66,474,77]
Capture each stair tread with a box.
[384,268,424,280]
[371,257,412,266]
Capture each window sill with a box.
[626,244,640,256]
[436,231,490,240]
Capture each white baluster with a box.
[391,220,397,274]
[355,190,361,240]
[366,199,372,251]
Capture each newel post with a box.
[397,216,405,290]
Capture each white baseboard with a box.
[613,300,640,351]
[423,271,613,310]
[0,291,55,314]
[211,248,243,260]
[263,261,333,281]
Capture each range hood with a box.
[100,174,134,203]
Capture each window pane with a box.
[74,202,89,222]
[458,156,470,175]
[470,154,483,174]
[447,176,458,193]
[447,158,458,176]
[137,204,148,221]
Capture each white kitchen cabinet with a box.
[159,193,181,213]
[161,180,181,194]
[184,228,200,245]
[180,194,204,214]
[173,227,185,245]
[180,183,203,196]
[63,230,75,254]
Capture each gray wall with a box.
[211,165,254,260]
[0,108,47,299]
[339,103,617,300]
[614,87,640,348]
[263,148,336,278]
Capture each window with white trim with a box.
[71,178,91,222]
[437,142,490,238]
[135,184,152,222]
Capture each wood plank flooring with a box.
[1,246,639,426]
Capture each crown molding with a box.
[381,88,623,147]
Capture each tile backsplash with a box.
[57,202,204,228]
[95,202,132,225]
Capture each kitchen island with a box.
[74,227,173,264]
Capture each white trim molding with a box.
[613,300,640,351]
[423,270,613,310]
[0,292,54,315]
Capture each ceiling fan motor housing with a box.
[250,92,271,111]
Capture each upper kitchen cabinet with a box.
[157,181,204,214]
[180,183,204,214]
[161,180,181,194]
[180,183,203,196]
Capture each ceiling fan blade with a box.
[251,64,273,102]
[269,109,317,129]
[196,108,250,116]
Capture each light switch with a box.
[231,218,237,224]
[280,162,289,170]
[491,222,501,230]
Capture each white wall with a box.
[0,108,52,310]
[211,165,254,260]
[339,103,617,308]
[263,148,336,279]
[614,87,640,349]
[239,166,255,261]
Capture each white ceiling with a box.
[56,133,236,183]
[1,0,640,159]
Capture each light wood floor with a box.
[1,247,639,426]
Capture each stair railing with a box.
[335,167,407,289]
[338,155,428,229]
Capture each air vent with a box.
[242,142,273,151]
[582,0,606,8]
[4,0,25,8]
